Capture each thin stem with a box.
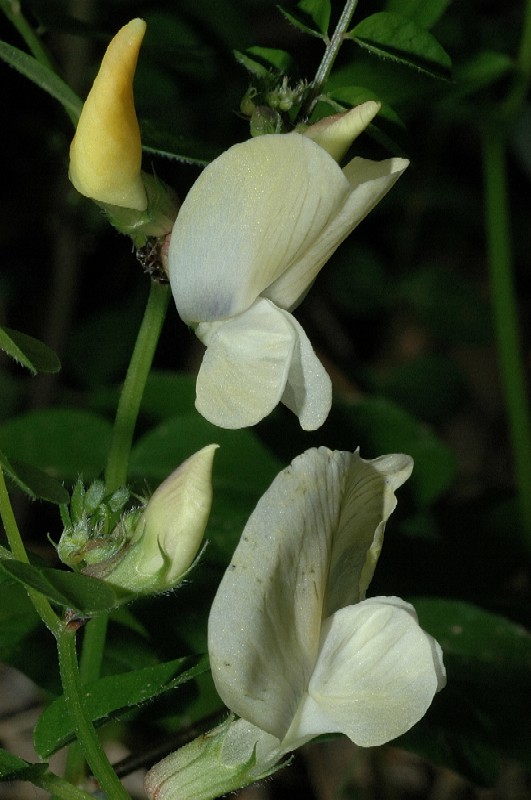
[0,467,61,635]
[300,0,359,118]
[503,0,531,120]
[64,614,109,784]
[35,771,96,800]
[105,281,170,493]
[79,614,108,680]
[482,131,531,554]
[0,0,56,71]
[517,0,531,82]
[56,626,132,800]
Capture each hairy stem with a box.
[35,771,96,800]
[0,0,56,70]
[0,467,61,635]
[57,626,132,800]
[300,0,359,118]
[64,614,109,784]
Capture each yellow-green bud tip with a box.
[303,101,381,163]
[69,18,148,211]
[102,444,218,594]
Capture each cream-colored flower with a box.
[145,447,445,800]
[69,18,147,210]
[168,104,408,430]
[208,447,445,752]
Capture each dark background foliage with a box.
[1,1,531,798]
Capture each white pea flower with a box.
[145,447,445,800]
[208,447,446,755]
[168,104,408,430]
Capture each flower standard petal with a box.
[208,448,421,742]
[208,448,350,738]
[265,156,409,310]
[169,134,351,324]
[194,298,296,429]
[289,598,446,748]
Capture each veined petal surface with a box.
[194,299,295,429]
[208,448,350,738]
[169,134,351,324]
[289,598,446,748]
[265,157,409,310]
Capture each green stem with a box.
[517,0,531,82]
[35,771,96,800]
[503,0,531,120]
[105,281,170,493]
[0,467,61,635]
[56,626,132,800]
[0,0,56,70]
[79,614,108,680]
[64,614,109,784]
[300,0,360,118]
[481,132,531,554]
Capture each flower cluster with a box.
[69,20,445,800]
[69,20,407,430]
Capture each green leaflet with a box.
[34,654,210,757]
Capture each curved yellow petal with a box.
[69,18,147,210]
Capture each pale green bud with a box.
[144,717,283,800]
[302,101,381,163]
[99,445,217,594]
[249,106,282,137]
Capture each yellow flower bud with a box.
[69,18,148,211]
[302,101,381,163]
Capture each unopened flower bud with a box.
[302,100,381,163]
[87,445,218,595]
[145,717,282,800]
[69,18,147,211]
[69,18,180,246]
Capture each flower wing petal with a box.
[169,134,350,324]
[208,447,356,739]
[287,597,445,748]
[279,311,332,431]
[194,299,295,429]
[265,156,409,310]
